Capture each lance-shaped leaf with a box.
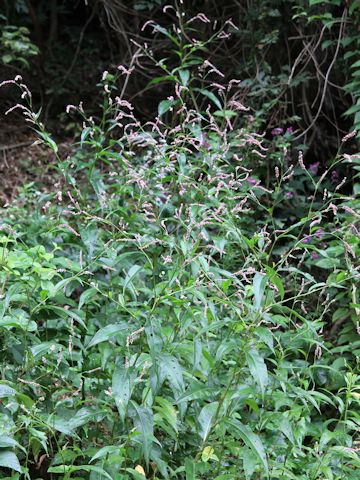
[227,419,268,477]
[87,322,129,348]
[245,348,268,399]
[112,362,135,422]
[130,402,154,467]
[158,354,185,397]
[198,402,218,441]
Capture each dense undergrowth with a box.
[0,9,360,480]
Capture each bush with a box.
[0,12,359,480]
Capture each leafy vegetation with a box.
[0,2,359,480]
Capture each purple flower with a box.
[246,177,258,185]
[315,228,324,239]
[271,127,284,136]
[302,235,312,244]
[311,252,320,260]
[199,133,210,150]
[286,127,294,135]
[285,191,294,199]
[308,162,320,175]
[331,170,339,184]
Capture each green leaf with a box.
[151,23,180,45]
[123,264,142,294]
[48,464,113,479]
[78,287,98,310]
[265,266,284,300]
[245,348,268,398]
[158,99,177,116]
[253,273,268,310]
[2,54,13,64]
[175,385,219,404]
[198,402,218,441]
[194,88,222,109]
[201,445,218,462]
[90,445,123,463]
[148,75,177,86]
[0,384,16,398]
[0,437,26,456]
[130,402,154,467]
[350,0,360,15]
[112,362,135,422]
[227,419,268,477]
[309,0,340,4]
[329,446,360,466]
[213,110,237,119]
[37,131,58,153]
[87,323,129,348]
[45,408,97,435]
[178,69,190,87]
[30,341,61,359]
[125,467,149,479]
[0,437,22,450]
[0,450,22,472]
[344,101,360,117]
[154,396,178,433]
[158,354,185,396]
[185,458,196,480]
[42,305,87,329]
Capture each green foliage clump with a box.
[0,23,39,67]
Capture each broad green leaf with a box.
[245,348,268,398]
[213,109,237,119]
[175,385,219,404]
[112,362,135,422]
[90,445,123,463]
[0,384,16,398]
[265,266,284,300]
[0,450,21,472]
[178,69,190,87]
[198,402,218,441]
[87,322,129,348]
[0,284,22,320]
[45,408,97,435]
[42,305,87,329]
[329,446,360,466]
[350,0,360,15]
[78,287,98,310]
[242,448,258,480]
[227,419,268,476]
[201,445,218,462]
[158,355,185,396]
[292,387,334,412]
[185,458,196,480]
[253,273,268,310]
[30,341,62,359]
[154,396,178,433]
[0,436,24,451]
[0,311,37,332]
[194,88,222,109]
[125,467,149,479]
[130,402,154,467]
[123,264,142,296]
[309,0,340,4]
[158,99,177,116]
[48,464,112,479]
